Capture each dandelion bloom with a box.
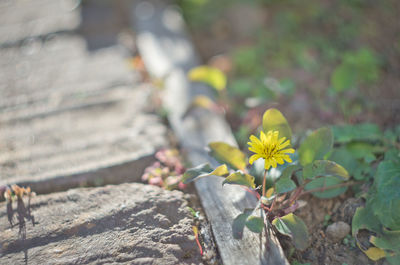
[248,130,295,169]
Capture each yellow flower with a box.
[248,130,295,169]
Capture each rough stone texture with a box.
[0,183,203,264]
[0,0,80,45]
[0,3,167,193]
[326,221,351,243]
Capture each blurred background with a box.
[177,0,400,144]
[1,0,399,189]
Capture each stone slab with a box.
[0,183,203,264]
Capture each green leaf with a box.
[331,64,356,92]
[232,209,253,239]
[352,201,400,263]
[370,229,400,252]
[275,177,297,194]
[262,108,292,140]
[386,253,400,265]
[209,142,246,171]
[303,160,350,180]
[223,171,255,188]
[331,123,381,143]
[298,127,333,166]
[280,164,302,179]
[275,165,301,194]
[245,216,264,233]
[384,149,400,164]
[346,142,376,163]
[188,66,227,91]
[304,176,347,198]
[352,204,382,236]
[371,160,400,230]
[272,213,309,250]
[182,163,229,184]
[327,148,359,176]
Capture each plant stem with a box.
[262,170,267,198]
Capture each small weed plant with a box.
[183,108,352,251]
[186,65,399,263]
[4,185,35,239]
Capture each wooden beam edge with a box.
[132,1,289,264]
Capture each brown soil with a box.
[279,194,385,265]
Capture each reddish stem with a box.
[262,170,267,198]
[194,228,203,256]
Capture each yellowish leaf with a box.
[212,164,229,176]
[222,171,256,189]
[357,242,386,261]
[209,142,247,171]
[192,226,198,235]
[191,95,216,109]
[266,187,275,198]
[262,108,292,141]
[188,66,227,91]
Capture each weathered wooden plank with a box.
[0,0,80,46]
[0,183,203,264]
[0,32,168,193]
[132,1,289,264]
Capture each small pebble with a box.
[326,221,350,242]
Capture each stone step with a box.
[0,0,80,46]
[0,183,203,264]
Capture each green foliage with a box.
[232,209,253,239]
[371,160,400,230]
[331,48,380,93]
[233,46,264,77]
[275,176,297,194]
[331,123,381,143]
[304,176,347,198]
[298,127,333,166]
[351,143,400,263]
[272,213,309,251]
[302,160,349,198]
[182,163,228,184]
[183,108,352,251]
[246,216,264,233]
[179,0,396,260]
[275,165,301,194]
[303,160,349,180]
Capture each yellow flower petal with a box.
[248,130,295,170]
[249,154,262,164]
[271,158,277,168]
[283,148,295,154]
[277,136,287,145]
[278,140,291,149]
